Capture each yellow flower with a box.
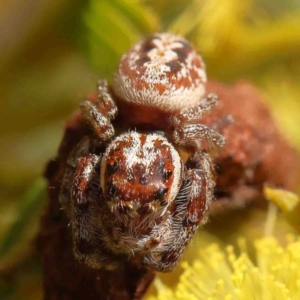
[146,236,300,300]
[146,189,300,300]
[264,186,300,233]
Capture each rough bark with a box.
[38,80,300,300]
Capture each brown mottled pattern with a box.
[161,250,180,264]
[72,156,93,203]
[186,172,207,225]
[118,34,204,92]
[103,133,176,207]
[114,33,207,112]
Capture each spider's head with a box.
[100,131,183,215]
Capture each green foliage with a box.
[0,178,46,258]
[82,0,160,77]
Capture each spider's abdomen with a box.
[100,131,182,214]
[113,33,207,113]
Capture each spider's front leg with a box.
[172,93,225,148]
[142,152,215,272]
[70,154,103,267]
[81,79,118,139]
[59,135,119,270]
[69,153,119,269]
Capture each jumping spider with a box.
[59,33,225,272]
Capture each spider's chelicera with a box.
[59,33,224,272]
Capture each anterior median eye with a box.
[106,162,119,175]
[163,169,173,181]
[153,187,168,200]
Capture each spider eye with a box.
[163,169,173,181]
[153,187,168,200]
[106,162,119,175]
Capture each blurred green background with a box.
[0,0,300,299]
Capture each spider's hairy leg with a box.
[96,79,118,118]
[172,93,225,148]
[173,123,225,148]
[183,151,216,227]
[81,79,118,140]
[59,137,92,209]
[142,152,215,272]
[172,93,219,126]
[69,154,117,269]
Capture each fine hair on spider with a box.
[59,32,224,272]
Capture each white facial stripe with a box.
[166,137,182,202]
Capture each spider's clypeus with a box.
[59,33,225,272]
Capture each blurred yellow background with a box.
[0,0,300,299]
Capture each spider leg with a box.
[70,154,119,269]
[70,154,104,268]
[59,136,118,269]
[96,79,118,118]
[59,136,92,209]
[173,123,225,148]
[171,93,225,148]
[81,79,118,140]
[142,152,215,272]
[172,93,219,126]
